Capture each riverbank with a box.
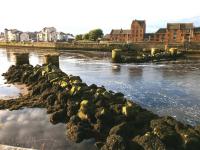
[1,41,200,51]
[0,42,132,51]
[1,64,200,149]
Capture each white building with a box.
[37,27,57,42]
[66,34,75,42]
[20,32,29,42]
[5,29,22,42]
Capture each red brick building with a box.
[153,28,168,42]
[109,20,200,43]
[193,27,200,42]
[109,29,132,42]
[166,23,193,43]
[131,20,146,42]
[109,20,146,43]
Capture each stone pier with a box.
[13,53,29,66]
[43,54,59,68]
[112,49,123,63]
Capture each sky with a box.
[0,0,200,35]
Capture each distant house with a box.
[193,27,200,42]
[55,32,75,42]
[37,27,57,42]
[167,23,194,43]
[131,20,146,42]
[66,34,75,42]
[109,29,132,42]
[5,29,22,42]
[20,32,30,42]
[109,20,146,43]
[154,28,167,42]
[56,32,68,41]
[29,32,37,41]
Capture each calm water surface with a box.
[0,48,200,148]
[0,108,96,149]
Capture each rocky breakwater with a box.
[1,64,200,150]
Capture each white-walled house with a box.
[66,34,75,42]
[37,27,57,42]
[56,32,70,41]
[56,32,75,42]
[20,32,29,42]
[5,29,22,42]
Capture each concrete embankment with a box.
[1,41,200,51]
[1,53,200,149]
[0,42,133,51]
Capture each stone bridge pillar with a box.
[13,53,29,66]
[44,54,59,68]
[112,49,122,63]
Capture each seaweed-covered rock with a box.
[133,132,167,150]
[50,109,68,124]
[66,117,94,143]
[101,134,126,150]
[178,128,200,150]
[109,122,136,139]
[47,94,56,106]
[150,117,183,149]
[77,100,95,122]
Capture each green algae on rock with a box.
[1,64,200,150]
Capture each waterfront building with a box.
[109,29,132,43]
[4,29,22,42]
[109,20,200,43]
[37,27,57,42]
[109,20,146,43]
[193,27,200,42]
[166,23,194,43]
[20,32,30,42]
[154,28,168,42]
[131,20,146,42]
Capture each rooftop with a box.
[132,20,146,27]
[167,23,193,30]
[156,28,167,34]
[110,29,131,35]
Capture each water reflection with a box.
[0,108,97,150]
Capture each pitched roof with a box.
[132,20,146,27]
[144,33,154,38]
[167,23,193,30]
[156,28,167,34]
[110,29,131,35]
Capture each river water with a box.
[0,48,200,148]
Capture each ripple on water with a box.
[0,108,97,150]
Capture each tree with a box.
[88,29,104,41]
[83,33,90,40]
[75,34,83,40]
